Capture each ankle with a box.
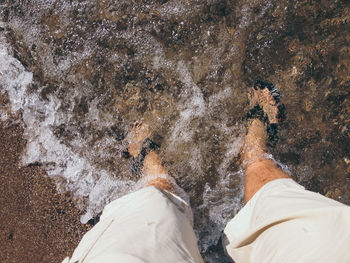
[242,119,267,163]
[146,177,173,191]
[142,151,168,176]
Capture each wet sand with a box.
[0,121,89,263]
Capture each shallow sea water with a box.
[1,0,350,262]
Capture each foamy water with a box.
[0,37,135,222]
[0,30,246,261]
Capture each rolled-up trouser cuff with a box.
[223,178,350,263]
[64,186,204,263]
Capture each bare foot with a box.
[125,121,173,192]
[125,121,152,157]
[248,82,282,124]
[242,82,290,202]
[243,82,283,166]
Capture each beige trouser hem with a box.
[62,186,204,263]
[223,178,350,263]
[63,178,350,263]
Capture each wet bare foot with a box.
[126,121,173,192]
[248,84,280,124]
[242,84,290,202]
[243,84,281,165]
[126,121,153,157]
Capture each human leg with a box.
[125,121,178,193]
[242,119,290,202]
[142,151,173,190]
[63,121,204,263]
[242,81,290,202]
[223,82,350,263]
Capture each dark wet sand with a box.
[0,121,89,263]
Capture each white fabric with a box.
[64,178,350,263]
[63,186,204,263]
[223,178,350,263]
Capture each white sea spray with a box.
[0,36,134,223]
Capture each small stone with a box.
[226,26,235,36]
[325,188,342,200]
[304,100,313,112]
[257,33,264,41]
[342,124,350,138]
[326,77,333,86]
[296,114,304,121]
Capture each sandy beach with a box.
[0,121,89,263]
